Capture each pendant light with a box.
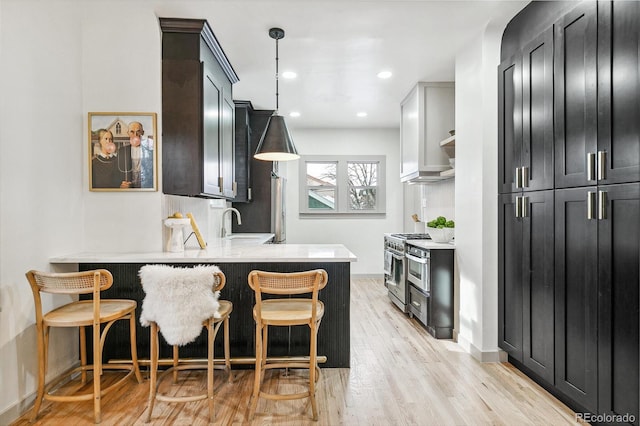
[254,27,300,161]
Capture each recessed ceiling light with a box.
[289,111,301,118]
[356,112,367,118]
[282,71,297,79]
[377,71,392,79]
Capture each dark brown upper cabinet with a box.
[498,27,554,194]
[160,18,239,199]
[553,2,598,189]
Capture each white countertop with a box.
[49,234,358,264]
[405,239,455,249]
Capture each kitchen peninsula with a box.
[50,241,356,368]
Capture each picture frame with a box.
[88,112,158,191]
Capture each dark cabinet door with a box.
[555,186,598,412]
[233,101,253,203]
[498,55,522,194]
[202,68,222,196]
[521,190,554,383]
[554,1,598,189]
[498,193,523,360]
[522,29,554,192]
[597,183,640,422]
[597,2,640,186]
[220,94,235,198]
[160,18,238,199]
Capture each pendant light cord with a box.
[275,37,279,113]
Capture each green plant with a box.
[426,216,454,228]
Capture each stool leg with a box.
[172,345,179,384]
[145,323,158,423]
[93,319,102,423]
[129,314,142,383]
[80,326,87,385]
[249,322,263,420]
[30,323,47,422]
[208,321,215,423]
[309,322,318,421]
[224,315,232,383]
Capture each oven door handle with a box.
[406,253,429,264]
[389,252,404,261]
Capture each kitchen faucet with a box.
[221,207,242,238]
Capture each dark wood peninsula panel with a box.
[78,261,351,368]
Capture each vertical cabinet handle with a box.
[587,152,596,181]
[598,190,607,220]
[597,151,606,181]
[515,196,522,218]
[521,196,528,218]
[587,191,596,219]
[521,167,529,188]
[515,167,522,188]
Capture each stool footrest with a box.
[260,390,311,401]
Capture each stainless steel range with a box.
[383,233,431,312]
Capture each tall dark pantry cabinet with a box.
[498,1,640,422]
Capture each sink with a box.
[224,235,263,240]
[220,233,275,244]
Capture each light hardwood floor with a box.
[12,277,578,425]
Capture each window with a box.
[299,155,386,215]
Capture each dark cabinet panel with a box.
[499,27,554,194]
[554,2,598,189]
[521,190,554,383]
[234,101,253,203]
[598,2,640,185]
[427,249,454,339]
[597,183,640,422]
[232,110,274,233]
[498,56,522,194]
[554,186,598,412]
[498,193,523,360]
[522,29,554,192]
[499,190,554,379]
[80,262,351,368]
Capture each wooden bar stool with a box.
[139,264,232,423]
[25,269,143,424]
[247,269,328,421]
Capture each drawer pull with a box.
[412,301,421,308]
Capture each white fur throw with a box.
[139,264,221,346]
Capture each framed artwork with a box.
[88,112,158,191]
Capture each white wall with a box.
[0,2,168,421]
[283,128,402,275]
[453,22,504,362]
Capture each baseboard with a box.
[0,393,36,426]
[0,361,81,425]
[457,334,507,362]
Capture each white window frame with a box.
[299,155,386,216]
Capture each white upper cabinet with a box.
[400,82,455,183]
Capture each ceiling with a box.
[155,1,527,129]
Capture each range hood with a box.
[400,82,455,184]
[403,167,452,184]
